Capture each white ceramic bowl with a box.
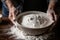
[17,11,55,35]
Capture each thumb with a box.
[8,13,16,21]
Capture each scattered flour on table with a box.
[0,21,54,40]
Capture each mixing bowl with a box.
[17,11,55,36]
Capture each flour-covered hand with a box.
[8,7,16,21]
[47,9,57,22]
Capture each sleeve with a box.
[1,0,6,2]
[47,0,58,3]
[1,0,8,8]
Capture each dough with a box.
[21,14,50,28]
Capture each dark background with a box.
[0,0,2,9]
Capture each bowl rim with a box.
[17,11,54,29]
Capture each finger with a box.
[12,13,15,21]
[47,11,53,21]
[53,13,57,21]
[47,10,57,21]
[51,11,57,21]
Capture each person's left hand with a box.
[47,9,57,22]
[8,7,16,21]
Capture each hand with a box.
[47,9,57,22]
[8,7,16,21]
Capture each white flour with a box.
[21,14,53,28]
[6,25,54,40]
[0,21,54,40]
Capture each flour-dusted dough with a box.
[21,14,38,28]
[21,13,54,28]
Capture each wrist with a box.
[48,0,56,10]
[9,6,16,11]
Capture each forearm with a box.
[5,0,15,10]
[48,0,57,10]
